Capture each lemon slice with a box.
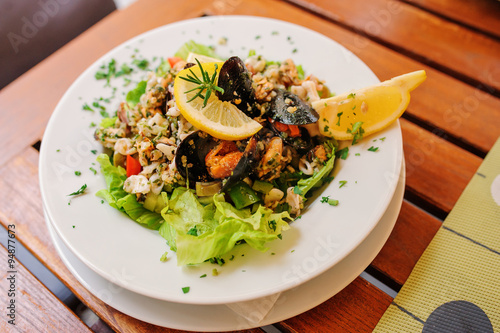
[174,62,262,140]
[313,70,426,140]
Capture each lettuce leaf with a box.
[96,154,163,230]
[160,189,290,265]
[174,40,220,60]
[96,153,291,265]
[295,152,336,198]
[126,80,147,107]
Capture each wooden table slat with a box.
[370,200,442,286]
[277,277,392,333]
[401,119,482,213]
[403,0,500,39]
[0,245,92,332]
[283,0,500,93]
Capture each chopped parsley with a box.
[379,137,386,141]
[347,121,365,145]
[268,220,277,232]
[160,251,168,262]
[91,149,98,155]
[200,274,207,278]
[339,180,347,188]
[115,63,134,77]
[321,196,339,206]
[187,226,198,236]
[92,101,106,111]
[368,146,379,152]
[132,58,149,70]
[336,112,343,126]
[335,147,349,160]
[95,59,116,85]
[182,286,190,294]
[90,122,96,127]
[89,167,97,175]
[292,48,298,53]
[56,149,60,152]
[355,153,361,156]
[212,269,219,276]
[100,110,110,118]
[347,92,356,99]
[82,103,94,112]
[74,171,81,176]
[255,35,261,40]
[293,186,302,195]
[68,184,87,196]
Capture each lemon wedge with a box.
[174,62,262,140]
[313,70,426,140]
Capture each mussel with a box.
[217,56,260,118]
[175,131,218,186]
[268,89,319,125]
[175,131,260,191]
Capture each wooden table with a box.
[1,0,499,331]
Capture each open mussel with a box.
[175,131,218,186]
[217,56,260,118]
[268,89,319,125]
[175,131,261,192]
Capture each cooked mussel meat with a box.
[175,131,261,191]
[268,89,319,125]
[217,56,259,118]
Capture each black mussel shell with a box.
[268,121,313,152]
[220,135,262,192]
[268,89,319,125]
[217,56,260,118]
[175,131,218,187]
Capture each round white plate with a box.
[45,162,404,331]
[39,16,403,304]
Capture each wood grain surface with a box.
[0,245,91,332]
[403,0,500,38]
[283,0,500,93]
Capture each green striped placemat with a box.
[374,137,500,332]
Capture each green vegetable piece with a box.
[182,286,190,294]
[126,80,147,107]
[68,184,87,196]
[228,182,260,210]
[252,180,274,194]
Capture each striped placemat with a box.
[374,137,500,332]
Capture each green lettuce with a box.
[174,40,221,60]
[160,188,290,265]
[96,154,163,230]
[126,80,147,107]
[295,152,336,198]
[96,155,291,265]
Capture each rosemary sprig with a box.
[179,58,224,108]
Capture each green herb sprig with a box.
[179,59,224,108]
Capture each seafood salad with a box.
[95,42,338,265]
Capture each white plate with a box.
[45,162,404,331]
[39,16,403,304]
